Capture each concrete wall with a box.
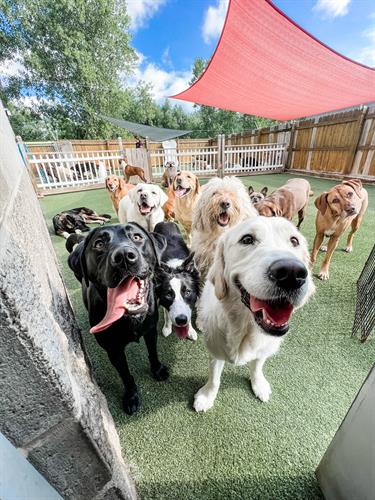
[0,102,137,499]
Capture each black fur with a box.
[53,207,111,237]
[67,223,168,415]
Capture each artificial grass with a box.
[40,173,375,500]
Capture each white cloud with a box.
[161,46,172,67]
[124,53,194,112]
[313,0,351,19]
[202,0,228,44]
[126,0,167,31]
[354,27,375,67]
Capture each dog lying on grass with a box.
[194,217,314,412]
[67,223,168,415]
[53,207,111,238]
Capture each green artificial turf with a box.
[40,174,375,500]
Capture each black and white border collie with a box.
[154,222,200,340]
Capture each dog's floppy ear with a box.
[127,185,138,202]
[315,192,329,215]
[105,177,110,189]
[248,186,254,195]
[180,252,196,274]
[194,175,201,195]
[158,186,169,207]
[342,179,362,197]
[261,187,268,196]
[208,238,227,300]
[68,229,96,287]
[148,231,167,265]
[118,177,126,190]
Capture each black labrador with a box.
[67,223,168,415]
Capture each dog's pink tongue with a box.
[174,325,189,339]
[174,187,186,198]
[250,296,293,325]
[90,278,138,333]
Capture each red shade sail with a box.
[172,0,375,120]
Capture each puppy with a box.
[310,179,368,281]
[105,176,135,214]
[120,158,148,183]
[248,186,268,204]
[53,207,111,238]
[173,171,201,244]
[255,178,312,228]
[161,161,177,188]
[194,217,314,412]
[67,223,168,415]
[191,176,257,279]
[118,183,168,232]
[154,222,200,341]
[163,185,175,221]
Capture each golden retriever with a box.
[105,176,135,214]
[255,178,312,228]
[310,179,368,280]
[173,171,201,243]
[191,176,257,279]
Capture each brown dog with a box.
[120,158,148,183]
[163,185,175,221]
[248,185,268,204]
[310,179,368,281]
[105,176,135,214]
[173,171,201,243]
[255,178,312,228]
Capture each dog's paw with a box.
[319,245,327,252]
[344,246,353,253]
[318,270,329,281]
[162,326,172,337]
[193,387,216,412]
[152,364,169,381]
[75,229,82,234]
[188,326,198,341]
[123,391,140,415]
[251,378,271,402]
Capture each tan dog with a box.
[105,176,135,214]
[191,176,257,279]
[310,179,368,281]
[120,158,148,183]
[173,171,201,243]
[163,185,175,221]
[255,178,312,228]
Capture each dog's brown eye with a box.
[332,198,340,203]
[240,234,255,245]
[347,192,353,197]
[290,236,299,247]
[94,240,104,250]
[132,234,143,242]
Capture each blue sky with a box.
[126,0,375,110]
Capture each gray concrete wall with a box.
[0,102,137,499]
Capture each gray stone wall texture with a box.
[0,102,137,499]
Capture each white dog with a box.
[118,183,168,232]
[191,176,257,279]
[194,217,314,412]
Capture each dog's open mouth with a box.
[90,277,148,333]
[174,185,191,198]
[173,324,189,340]
[138,202,153,215]
[218,212,230,226]
[236,280,293,336]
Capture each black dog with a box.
[67,223,168,415]
[154,222,200,340]
[53,207,111,238]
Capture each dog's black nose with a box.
[175,314,188,326]
[140,193,147,200]
[268,259,307,290]
[220,201,230,210]
[112,247,138,266]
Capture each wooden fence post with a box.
[345,107,368,175]
[145,137,153,182]
[285,123,296,170]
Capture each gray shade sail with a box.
[100,115,192,142]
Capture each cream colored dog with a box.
[118,183,168,232]
[194,217,315,412]
[173,170,201,243]
[191,176,257,279]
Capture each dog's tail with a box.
[66,233,85,253]
[309,190,314,197]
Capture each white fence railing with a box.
[29,143,286,192]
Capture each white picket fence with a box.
[29,142,286,192]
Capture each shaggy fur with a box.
[193,217,315,412]
[173,171,201,244]
[191,176,257,278]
